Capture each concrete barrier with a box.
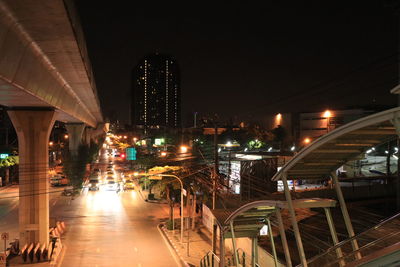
[40,243,47,261]
[56,222,64,235]
[27,243,34,262]
[60,221,66,231]
[20,243,28,262]
[34,243,41,261]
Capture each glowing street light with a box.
[180,145,188,153]
[324,110,332,133]
[275,113,282,126]
[64,134,69,139]
[49,141,53,146]
[303,138,311,144]
[161,151,167,157]
[134,172,185,244]
[323,110,332,118]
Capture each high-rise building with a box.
[131,53,181,129]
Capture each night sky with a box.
[76,1,399,126]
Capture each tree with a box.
[62,142,101,192]
[147,166,184,226]
[271,125,286,150]
[0,156,18,185]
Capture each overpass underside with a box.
[0,0,103,247]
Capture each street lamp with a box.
[303,137,311,145]
[180,145,188,153]
[323,110,332,133]
[153,173,184,244]
[134,172,185,243]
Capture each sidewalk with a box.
[136,183,214,266]
[136,184,168,204]
[160,221,213,267]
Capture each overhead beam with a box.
[328,139,382,144]
[348,130,395,135]
[334,143,374,147]
[313,149,361,153]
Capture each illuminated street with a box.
[0,185,178,267]
[1,1,400,267]
[57,189,178,267]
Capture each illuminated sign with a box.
[126,147,137,160]
[154,138,165,146]
[0,154,9,159]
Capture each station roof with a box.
[272,107,400,181]
[211,199,336,238]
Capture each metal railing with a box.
[200,251,220,267]
[305,212,400,267]
[226,248,248,267]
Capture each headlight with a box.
[88,183,92,187]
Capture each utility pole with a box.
[397,139,400,210]
[212,118,218,254]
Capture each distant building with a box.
[298,109,372,142]
[264,109,379,147]
[131,53,181,129]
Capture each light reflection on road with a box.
[84,190,124,213]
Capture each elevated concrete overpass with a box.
[0,0,102,126]
[0,0,104,247]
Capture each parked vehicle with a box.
[50,173,68,186]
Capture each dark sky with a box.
[76,1,399,126]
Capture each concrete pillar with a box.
[65,123,85,156]
[82,127,92,145]
[7,110,56,246]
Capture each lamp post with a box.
[324,110,332,133]
[154,173,184,244]
[134,171,185,243]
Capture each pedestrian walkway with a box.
[136,183,216,266]
[161,221,213,267]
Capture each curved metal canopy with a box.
[272,107,400,181]
[211,198,336,238]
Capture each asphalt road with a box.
[57,187,178,267]
[56,150,178,267]
[0,152,178,267]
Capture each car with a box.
[124,180,135,190]
[50,177,61,186]
[88,179,100,191]
[50,174,68,186]
[105,180,118,191]
[106,175,115,180]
